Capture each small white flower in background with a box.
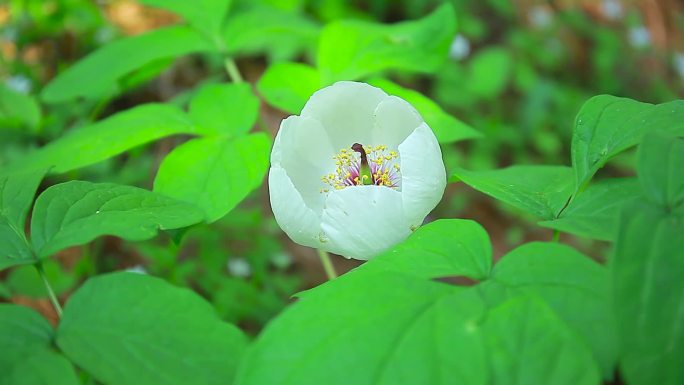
[628,26,650,48]
[449,34,470,61]
[227,258,251,278]
[601,0,623,21]
[269,81,446,260]
[673,52,684,80]
[5,75,32,94]
[125,265,147,275]
[528,5,553,29]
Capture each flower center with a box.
[320,143,401,193]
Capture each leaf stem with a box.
[224,57,244,83]
[35,261,63,318]
[552,230,560,243]
[316,249,337,280]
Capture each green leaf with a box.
[571,95,684,192]
[637,131,684,209]
[466,47,513,99]
[236,272,487,385]
[0,84,40,131]
[154,133,270,222]
[493,242,617,379]
[611,200,684,385]
[6,104,195,175]
[481,296,600,385]
[57,272,248,385]
[30,181,204,258]
[140,0,232,39]
[41,26,214,103]
[360,219,492,280]
[367,78,482,144]
[257,62,321,114]
[0,304,79,385]
[317,3,456,82]
[223,5,320,60]
[0,169,45,270]
[6,260,76,298]
[538,178,640,240]
[189,83,259,137]
[450,165,574,220]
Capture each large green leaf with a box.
[571,95,684,192]
[493,242,617,379]
[636,131,684,209]
[451,165,574,220]
[189,83,259,137]
[41,26,214,103]
[140,0,231,39]
[360,219,492,280]
[0,169,45,270]
[154,133,270,222]
[538,178,640,240]
[257,62,321,114]
[6,104,195,175]
[317,3,455,82]
[222,5,319,60]
[57,272,248,385]
[367,78,481,144]
[0,84,40,131]
[0,304,79,385]
[30,181,204,258]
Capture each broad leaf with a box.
[189,83,259,137]
[317,3,455,82]
[0,304,79,385]
[140,0,231,39]
[223,5,319,60]
[6,104,195,175]
[154,133,270,223]
[41,26,214,103]
[636,131,684,209]
[493,242,617,379]
[571,95,684,192]
[538,178,640,240]
[30,181,204,257]
[360,219,492,280]
[0,84,40,131]
[611,201,684,385]
[451,165,574,220]
[257,62,320,114]
[57,272,248,385]
[0,216,34,270]
[368,78,481,144]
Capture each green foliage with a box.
[0,304,79,385]
[257,62,320,114]
[317,3,455,82]
[41,27,215,103]
[189,83,259,137]
[466,47,513,99]
[154,133,270,223]
[610,131,684,385]
[140,0,232,39]
[57,272,247,385]
[0,85,41,131]
[30,181,204,258]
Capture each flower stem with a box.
[316,249,337,280]
[224,57,244,83]
[35,261,63,318]
[552,230,560,243]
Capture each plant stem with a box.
[35,261,63,318]
[316,249,337,280]
[224,57,244,83]
[552,230,560,243]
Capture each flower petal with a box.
[372,96,424,147]
[301,81,387,148]
[272,115,334,212]
[398,123,447,226]
[320,186,412,260]
[269,166,323,249]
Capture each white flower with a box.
[268,81,446,260]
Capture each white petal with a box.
[272,115,334,212]
[398,123,447,226]
[320,186,412,260]
[372,96,424,147]
[301,81,387,148]
[269,166,323,249]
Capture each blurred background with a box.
[1,0,682,332]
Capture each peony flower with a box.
[268,81,446,260]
